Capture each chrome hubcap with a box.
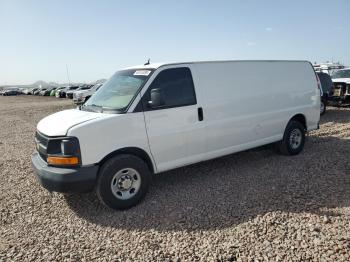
[289,129,302,149]
[110,168,141,200]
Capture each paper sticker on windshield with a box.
[134,70,151,76]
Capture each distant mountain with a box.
[32,80,50,88]
[0,79,107,89]
[48,82,60,87]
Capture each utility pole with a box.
[66,64,71,85]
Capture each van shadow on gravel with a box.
[65,133,350,232]
[322,106,350,124]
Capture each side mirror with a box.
[148,88,164,108]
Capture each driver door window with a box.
[143,67,197,110]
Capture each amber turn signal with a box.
[47,156,79,166]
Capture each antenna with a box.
[66,64,71,85]
[144,58,150,65]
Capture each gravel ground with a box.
[0,95,349,261]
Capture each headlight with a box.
[46,137,81,167]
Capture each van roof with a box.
[125,60,311,70]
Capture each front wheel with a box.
[275,120,305,155]
[96,154,151,210]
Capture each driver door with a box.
[141,66,207,172]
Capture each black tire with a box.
[96,154,151,210]
[275,120,305,156]
[320,99,326,115]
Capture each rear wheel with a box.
[275,120,305,155]
[96,154,151,210]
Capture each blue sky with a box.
[0,0,349,85]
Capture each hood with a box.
[37,109,104,136]
[332,78,350,84]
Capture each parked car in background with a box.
[314,62,345,75]
[25,88,32,95]
[50,88,58,96]
[73,83,103,104]
[317,72,334,115]
[330,68,350,105]
[32,60,320,210]
[40,87,56,96]
[30,88,38,95]
[59,86,79,98]
[33,88,42,95]
[56,86,69,98]
[55,86,68,98]
[26,88,36,95]
[21,88,29,95]
[1,89,20,96]
[39,88,48,96]
[66,85,91,99]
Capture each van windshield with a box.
[83,69,153,113]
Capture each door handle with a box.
[198,107,204,121]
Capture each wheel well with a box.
[98,147,155,174]
[290,114,307,130]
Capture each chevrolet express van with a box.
[32,60,320,210]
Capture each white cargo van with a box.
[32,60,320,210]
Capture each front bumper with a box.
[31,152,98,192]
[328,95,350,104]
[73,97,84,104]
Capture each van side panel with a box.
[193,61,319,156]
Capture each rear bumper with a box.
[31,152,98,193]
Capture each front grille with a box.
[331,82,347,97]
[36,131,48,146]
[35,131,49,162]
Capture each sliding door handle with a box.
[198,107,204,121]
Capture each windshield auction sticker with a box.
[134,70,151,76]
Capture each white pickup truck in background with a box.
[73,83,103,104]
